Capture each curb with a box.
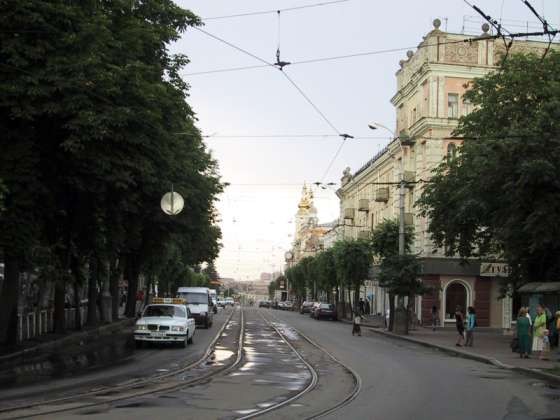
[365,326,560,385]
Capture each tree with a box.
[314,249,337,303]
[332,239,372,319]
[202,262,219,282]
[417,51,560,286]
[370,218,418,332]
[0,0,222,343]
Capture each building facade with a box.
[337,20,556,327]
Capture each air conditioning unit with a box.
[403,171,415,184]
[404,212,414,226]
[375,188,389,202]
[344,208,355,220]
[358,199,369,212]
[358,230,371,240]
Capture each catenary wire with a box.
[201,0,349,21]
[192,26,350,180]
[184,30,559,76]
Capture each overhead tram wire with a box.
[202,134,388,140]
[192,26,354,178]
[184,29,559,77]
[201,0,350,21]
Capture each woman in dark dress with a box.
[455,305,465,347]
[516,307,532,358]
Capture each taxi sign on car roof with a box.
[152,297,186,305]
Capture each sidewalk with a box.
[364,324,560,384]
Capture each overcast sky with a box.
[171,0,559,281]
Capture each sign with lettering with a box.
[480,262,511,277]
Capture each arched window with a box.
[445,282,467,319]
[447,143,457,163]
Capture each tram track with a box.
[256,309,363,420]
[0,308,244,419]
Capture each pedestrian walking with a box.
[516,307,532,358]
[525,306,533,327]
[364,298,370,315]
[551,311,560,349]
[544,305,553,333]
[532,304,547,359]
[431,305,439,331]
[359,298,365,315]
[465,306,476,347]
[352,311,362,336]
[385,308,390,330]
[542,329,551,360]
[455,305,465,347]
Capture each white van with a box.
[177,287,214,328]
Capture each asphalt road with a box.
[270,308,560,420]
[0,306,234,407]
[4,306,560,420]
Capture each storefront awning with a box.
[517,282,560,293]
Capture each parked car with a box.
[313,303,337,321]
[224,297,235,307]
[300,301,315,314]
[258,300,271,308]
[134,298,196,348]
[282,301,294,311]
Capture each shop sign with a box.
[480,262,511,277]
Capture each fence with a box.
[16,305,87,343]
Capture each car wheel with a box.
[188,333,194,344]
[179,338,186,348]
[135,340,143,349]
[204,318,209,329]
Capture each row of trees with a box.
[286,219,426,328]
[0,1,222,345]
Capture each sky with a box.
[171,0,560,281]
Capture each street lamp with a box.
[368,122,406,256]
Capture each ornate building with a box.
[337,19,557,327]
[291,184,329,263]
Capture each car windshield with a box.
[178,292,208,304]
[320,304,334,310]
[143,305,185,318]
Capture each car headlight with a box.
[136,324,147,330]
[171,326,185,332]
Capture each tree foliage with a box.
[0,0,222,344]
[417,52,560,284]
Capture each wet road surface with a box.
[270,308,560,420]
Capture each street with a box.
[2,307,560,420]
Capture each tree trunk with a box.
[125,255,139,318]
[86,256,98,327]
[388,293,395,332]
[0,255,20,346]
[340,285,346,319]
[354,283,360,313]
[54,278,66,334]
[71,257,85,330]
[73,282,82,330]
[110,257,120,320]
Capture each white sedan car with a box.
[134,298,195,348]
